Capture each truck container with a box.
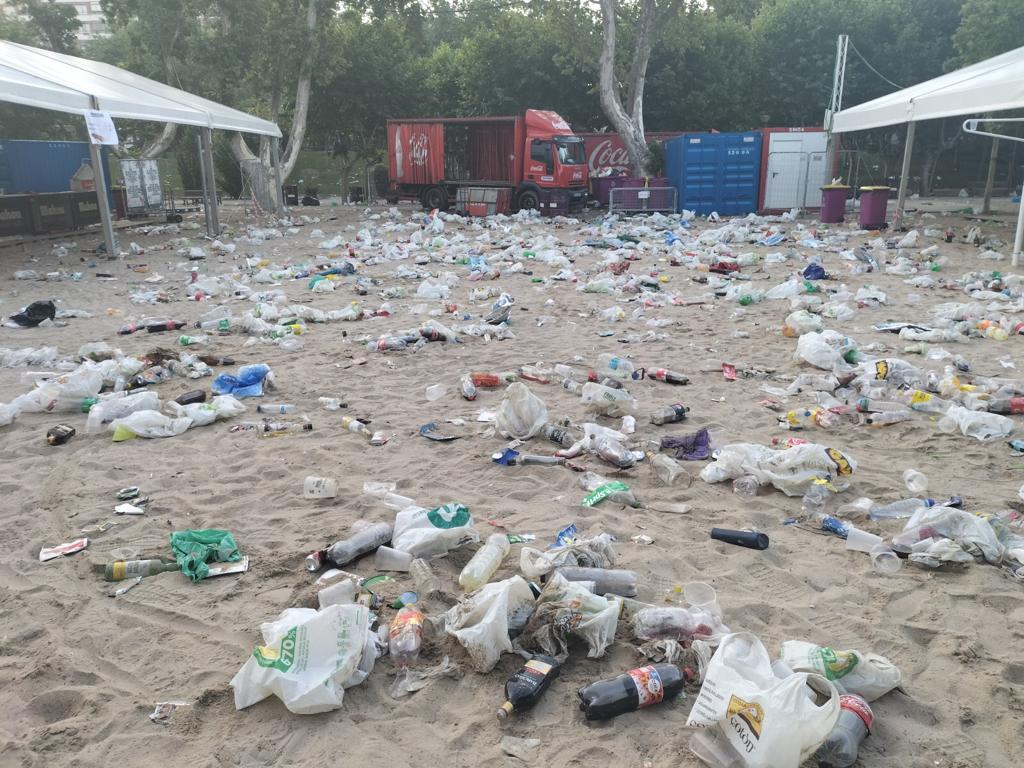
[664,132,762,216]
[387,110,588,212]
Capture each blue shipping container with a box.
[664,132,762,215]
[0,140,111,196]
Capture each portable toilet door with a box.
[760,129,827,212]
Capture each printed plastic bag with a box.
[212,363,273,398]
[515,572,620,661]
[391,502,479,558]
[687,633,839,768]
[779,641,901,702]
[496,383,548,439]
[231,603,376,714]
[109,410,192,441]
[700,442,856,496]
[445,575,536,672]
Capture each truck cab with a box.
[520,135,587,210]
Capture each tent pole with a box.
[271,137,285,215]
[893,121,916,230]
[197,133,211,226]
[982,138,999,215]
[1013,192,1024,268]
[201,127,220,235]
[88,139,117,257]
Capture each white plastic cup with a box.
[903,468,929,495]
[683,581,721,619]
[303,475,338,499]
[845,527,884,554]
[425,383,447,401]
[373,545,413,572]
[871,545,902,575]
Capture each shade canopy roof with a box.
[0,40,281,137]
[832,45,1024,134]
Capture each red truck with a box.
[387,109,588,213]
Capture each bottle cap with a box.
[496,701,513,720]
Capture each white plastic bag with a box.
[86,390,160,433]
[700,442,857,496]
[230,603,375,714]
[391,502,479,558]
[109,410,192,440]
[445,575,536,672]
[687,633,839,768]
[779,641,901,702]
[893,505,1004,564]
[938,405,1013,442]
[164,395,246,427]
[496,383,548,439]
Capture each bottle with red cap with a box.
[649,368,689,385]
[815,694,873,768]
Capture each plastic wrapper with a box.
[700,442,857,496]
[496,383,548,439]
[231,604,377,714]
[391,502,479,558]
[687,633,839,768]
[514,572,620,661]
[444,575,536,672]
[893,505,1004,564]
[937,405,1013,442]
[779,640,901,702]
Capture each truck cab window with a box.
[531,141,552,168]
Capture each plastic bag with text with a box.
[687,632,839,768]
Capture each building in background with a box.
[54,0,108,41]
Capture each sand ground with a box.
[0,199,1022,767]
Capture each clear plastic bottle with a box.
[593,435,636,468]
[257,403,297,414]
[580,471,640,507]
[459,534,511,590]
[858,411,911,426]
[597,353,636,379]
[732,474,759,498]
[650,403,689,425]
[902,469,928,494]
[409,558,441,597]
[562,377,584,394]
[815,694,873,768]
[388,606,423,667]
[555,566,638,597]
[318,397,347,410]
[542,423,575,447]
[178,334,209,346]
[869,498,931,520]
[649,453,691,486]
[581,382,637,415]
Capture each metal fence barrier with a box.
[608,185,678,214]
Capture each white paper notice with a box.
[84,110,119,145]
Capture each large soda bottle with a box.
[497,655,560,720]
[815,694,873,768]
[304,522,393,570]
[388,606,424,667]
[577,664,684,720]
[649,368,689,385]
[458,533,511,590]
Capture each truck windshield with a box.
[554,137,585,165]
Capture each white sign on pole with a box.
[84,110,119,146]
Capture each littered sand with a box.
[0,200,1022,768]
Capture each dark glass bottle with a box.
[497,655,560,720]
[577,664,683,720]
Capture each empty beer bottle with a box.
[103,559,180,581]
[497,655,561,720]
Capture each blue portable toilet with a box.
[665,132,762,216]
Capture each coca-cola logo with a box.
[588,138,631,174]
[409,133,429,167]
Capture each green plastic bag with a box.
[170,529,241,582]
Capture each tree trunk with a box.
[231,0,317,210]
[598,0,653,175]
[140,121,178,159]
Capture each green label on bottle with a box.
[426,503,471,529]
[582,481,630,507]
[254,626,297,672]
[812,646,859,680]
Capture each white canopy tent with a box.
[831,44,1024,264]
[0,40,283,254]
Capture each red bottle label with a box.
[628,666,664,709]
[839,694,874,731]
[1008,397,1024,414]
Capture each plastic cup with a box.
[373,545,413,572]
[683,581,721,619]
[845,527,884,554]
[871,545,902,575]
[303,475,338,499]
[425,383,447,401]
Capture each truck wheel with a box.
[517,189,540,211]
[422,186,448,211]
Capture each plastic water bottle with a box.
[555,566,638,597]
[902,469,928,494]
[458,534,511,590]
[649,453,691,486]
[409,558,441,597]
[815,694,873,767]
[869,498,932,520]
[597,353,636,379]
[257,403,297,414]
[388,606,423,667]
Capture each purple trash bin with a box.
[858,186,891,229]
[819,185,850,223]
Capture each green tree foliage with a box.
[8,0,81,53]
[952,0,1024,67]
